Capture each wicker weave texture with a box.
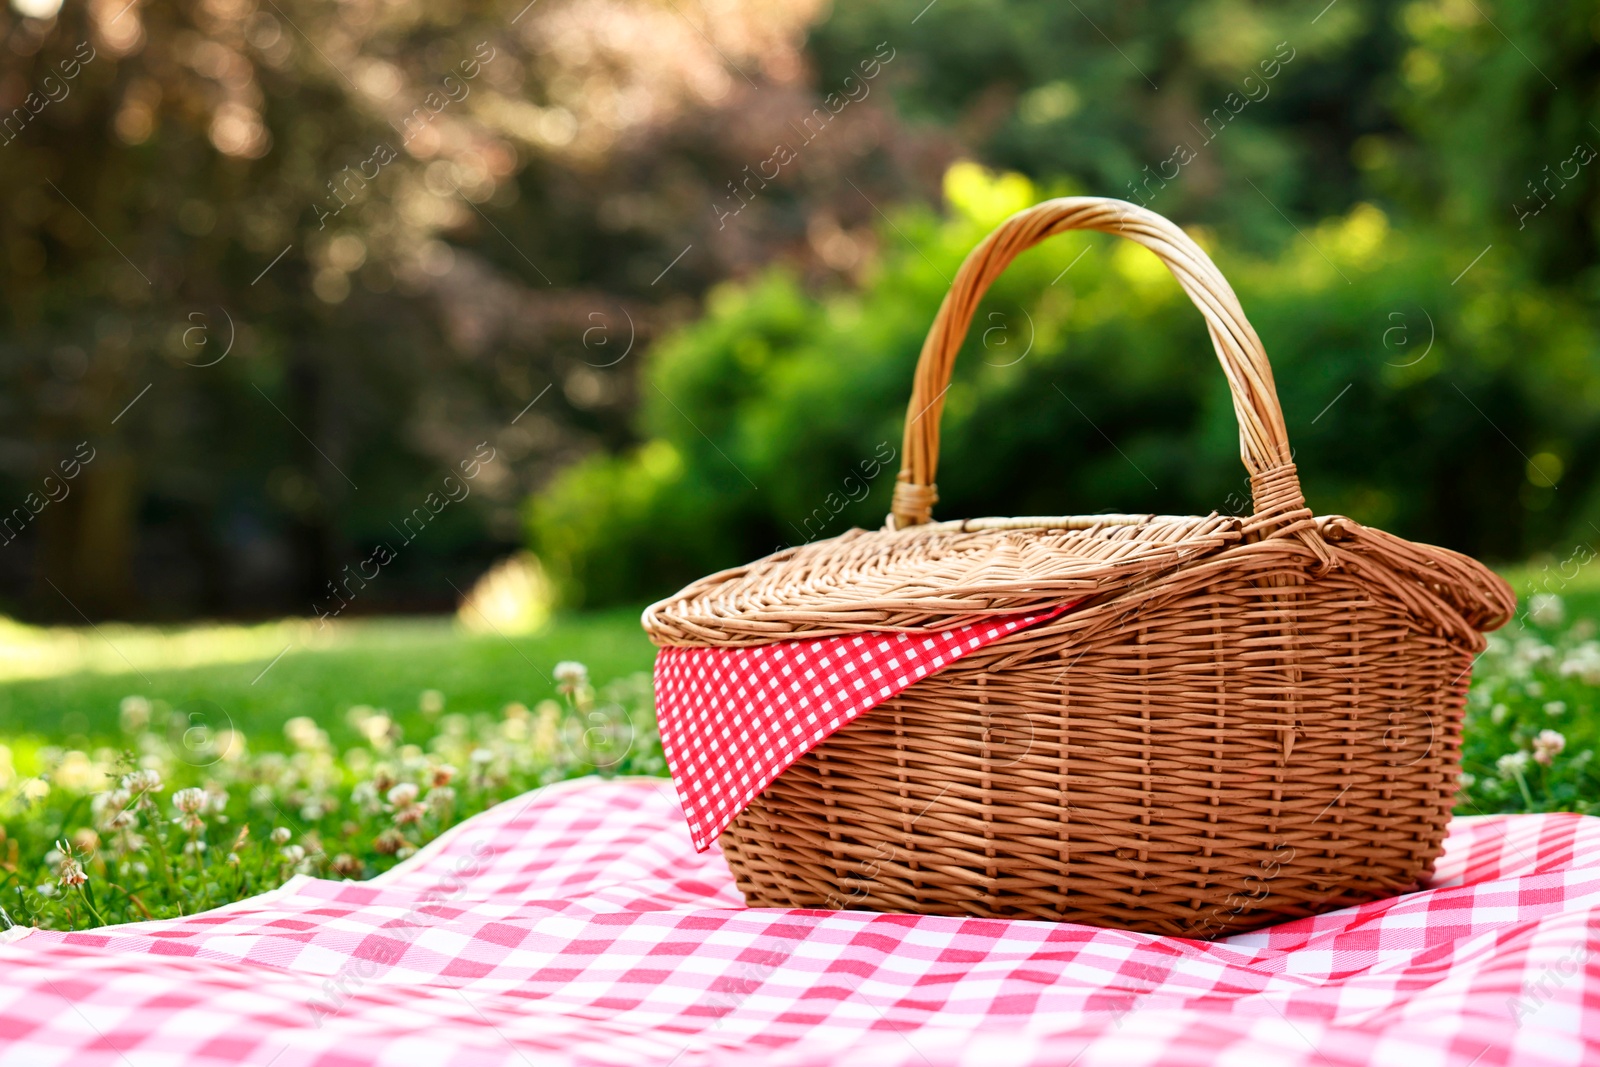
[720,533,1499,936]
[648,196,1514,937]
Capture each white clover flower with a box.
[1490,703,1509,725]
[1533,730,1567,766]
[35,884,57,898]
[1559,642,1600,686]
[350,780,379,809]
[173,787,207,815]
[284,716,326,750]
[281,844,306,864]
[359,714,393,747]
[386,782,419,808]
[469,748,493,766]
[55,843,86,889]
[1510,638,1555,676]
[554,661,589,695]
[270,827,292,846]
[1498,750,1531,776]
[1528,594,1565,628]
[1544,701,1567,718]
[387,782,426,825]
[119,695,152,732]
[204,785,229,814]
[427,786,456,807]
[370,762,397,792]
[121,769,163,795]
[92,788,132,830]
[183,839,207,855]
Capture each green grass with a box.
[0,610,656,767]
[0,611,662,930]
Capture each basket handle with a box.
[887,196,1325,558]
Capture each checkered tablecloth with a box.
[655,607,1072,849]
[2,777,1597,1066]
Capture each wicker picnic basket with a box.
[643,196,1515,938]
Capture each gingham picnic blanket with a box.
[3,777,1597,1067]
[655,606,1073,849]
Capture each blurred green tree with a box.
[0,0,935,618]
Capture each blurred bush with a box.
[532,163,1600,607]
[530,0,1600,607]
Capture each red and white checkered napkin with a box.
[3,778,1598,1067]
[654,607,1071,851]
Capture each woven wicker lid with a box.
[643,513,1243,645]
[642,197,1515,649]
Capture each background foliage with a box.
[529,0,1600,607]
[533,163,1599,606]
[3,0,1598,618]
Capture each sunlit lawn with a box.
[0,609,656,761]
